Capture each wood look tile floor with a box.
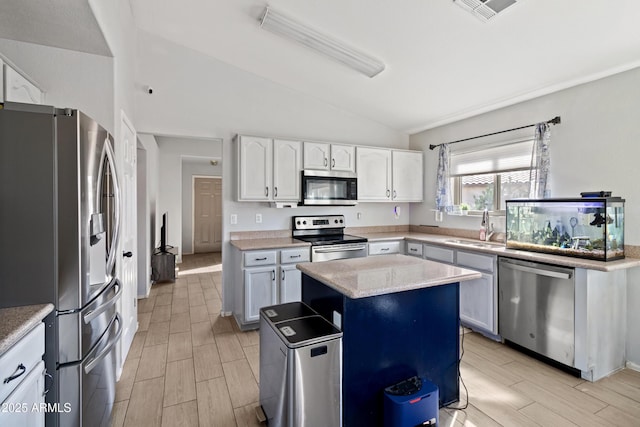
[111,253,640,427]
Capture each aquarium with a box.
[505,197,625,261]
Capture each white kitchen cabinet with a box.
[391,150,423,202]
[233,246,310,329]
[423,244,455,264]
[356,147,392,200]
[456,250,498,337]
[273,139,303,201]
[237,136,302,202]
[3,65,43,105]
[0,323,46,427]
[303,142,355,172]
[244,266,278,323]
[368,240,403,256]
[357,147,423,202]
[280,264,302,303]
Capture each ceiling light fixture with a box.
[454,0,519,22]
[260,6,385,78]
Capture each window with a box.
[450,139,533,212]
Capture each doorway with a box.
[193,176,222,253]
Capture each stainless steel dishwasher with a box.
[498,258,575,367]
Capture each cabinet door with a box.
[331,144,355,172]
[356,147,392,201]
[392,150,423,202]
[244,266,277,322]
[3,65,43,105]
[238,136,273,200]
[280,264,302,304]
[460,273,495,333]
[273,139,302,201]
[303,142,330,170]
[0,361,45,427]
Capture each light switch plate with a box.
[230,214,237,225]
[256,213,262,223]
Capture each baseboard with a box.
[137,280,152,299]
[626,361,640,372]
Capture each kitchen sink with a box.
[444,239,503,249]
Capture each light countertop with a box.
[358,232,640,272]
[230,238,310,251]
[297,254,482,299]
[0,303,54,356]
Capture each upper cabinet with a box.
[1,62,44,105]
[391,150,423,202]
[357,147,423,202]
[303,142,355,173]
[237,135,302,202]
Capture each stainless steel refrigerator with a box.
[0,102,122,427]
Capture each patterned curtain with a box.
[435,144,452,211]
[529,123,551,198]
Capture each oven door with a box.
[301,170,357,206]
[312,243,367,262]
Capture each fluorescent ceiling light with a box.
[260,6,386,78]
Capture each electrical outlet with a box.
[256,213,262,223]
[230,214,237,225]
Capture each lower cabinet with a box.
[233,246,310,330]
[368,240,404,256]
[0,323,46,427]
[422,244,498,338]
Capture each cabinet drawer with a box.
[280,248,310,264]
[424,245,455,264]
[457,251,495,273]
[0,323,45,403]
[406,242,423,257]
[368,241,402,255]
[244,250,277,267]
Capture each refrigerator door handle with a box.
[83,278,122,324]
[97,136,121,277]
[84,313,122,375]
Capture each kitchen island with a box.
[297,254,481,426]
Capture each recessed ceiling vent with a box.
[454,0,519,22]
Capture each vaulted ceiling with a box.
[3,0,640,133]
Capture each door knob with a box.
[123,251,133,258]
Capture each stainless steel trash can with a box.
[260,302,342,427]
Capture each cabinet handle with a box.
[332,158,335,168]
[272,270,276,281]
[386,189,390,198]
[410,248,418,252]
[274,187,278,197]
[381,248,390,252]
[324,157,328,167]
[282,268,285,280]
[3,363,26,384]
[255,257,267,261]
[393,190,397,199]
[290,255,301,259]
[265,187,269,197]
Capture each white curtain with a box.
[529,123,551,198]
[435,144,451,211]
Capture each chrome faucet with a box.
[481,210,494,242]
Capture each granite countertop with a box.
[0,303,54,356]
[361,232,640,272]
[230,238,311,251]
[297,254,482,299]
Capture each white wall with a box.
[181,160,223,254]
[134,31,409,313]
[410,65,640,367]
[0,38,114,129]
[137,134,160,297]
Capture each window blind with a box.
[450,139,533,176]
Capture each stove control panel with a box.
[293,215,345,230]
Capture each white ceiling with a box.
[3,1,640,133]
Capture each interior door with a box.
[116,112,138,370]
[194,177,222,253]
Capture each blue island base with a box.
[302,274,460,427]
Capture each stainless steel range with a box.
[292,215,367,262]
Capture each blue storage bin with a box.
[383,377,439,427]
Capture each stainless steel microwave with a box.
[300,170,358,206]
